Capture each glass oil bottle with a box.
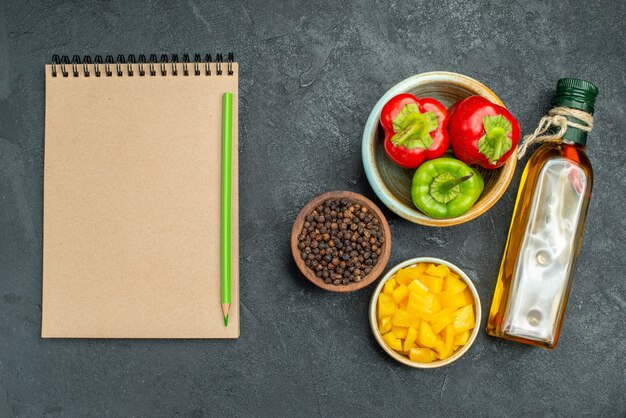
[486,78,598,349]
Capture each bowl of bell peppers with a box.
[362,72,519,226]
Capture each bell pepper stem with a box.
[488,127,506,164]
[391,105,439,150]
[438,173,474,194]
[479,115,513,165]
[391,123,420,146]
[390,111,435,150]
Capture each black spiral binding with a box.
[83,55,92,77]
[50,53,235,77]
[104,55,114,76]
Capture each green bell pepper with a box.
[411,157,484,219]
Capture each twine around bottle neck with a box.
[517,107,594,159]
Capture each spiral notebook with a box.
[42,53,239,338]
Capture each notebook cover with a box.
[42,62,239,338]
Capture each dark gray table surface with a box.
[1,0,625,416]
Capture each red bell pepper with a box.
[448,96,521,169]
[380,94,450,169]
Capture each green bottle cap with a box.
[553,78,598,145]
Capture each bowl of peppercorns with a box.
[291,191,392,292]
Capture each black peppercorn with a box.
[298,198,385,286]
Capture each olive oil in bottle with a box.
[486,78,598,349]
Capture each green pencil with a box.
[221,92,233,327]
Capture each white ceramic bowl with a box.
[369,257,481,368]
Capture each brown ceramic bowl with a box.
[291,191,392,292]
[362,71,517,227]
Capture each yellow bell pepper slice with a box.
[418,321,441,348]
[392,326,408,339]
[394,268,414,285]
[453,330,471,346]
[378,302,396,319]
[426,263,450,278]
[409,347,438,363]
[409,291,441,315]
[444,274,467,294]
[437,289,455,309]
[378,316,392,334]
[434,341,453,360]
[382,332,403,351]
[392,284,409,304]
[462,288,474,305]
[392,309,421,329]
[444,290,473,310]
[408,278,429,294]
[406,303,432,322]
[438,289,471,310]
[395,263,427,285]
[430,308,453,334]
[418,274,444,293]
[452,305,475,334]
[403,326,418,352]
[431,294,442,313]
[383,278,396,295]
[379,293,393,304]
[442,324,454,352]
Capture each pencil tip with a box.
[221,303,230,326]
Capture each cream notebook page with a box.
[42,58,239,338]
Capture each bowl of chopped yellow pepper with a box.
[369,257,481,368]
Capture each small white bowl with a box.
[369,257,481,368]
